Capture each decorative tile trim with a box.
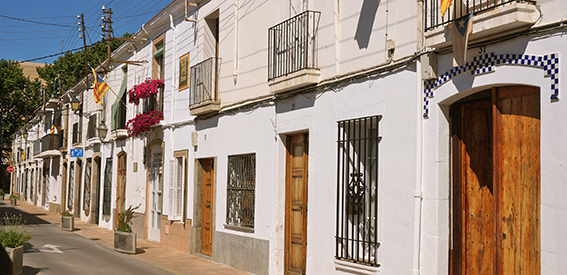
[423,52,559,118]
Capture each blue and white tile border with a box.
[423,52,559,118]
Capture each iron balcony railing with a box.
[40,134,60,153]
[189,57,219,107]
[425,0,520,31]
[33,139,41,155]
[58,129,66,149]
[268,10,321,82]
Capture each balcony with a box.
[189,57,220,116]
[268,10,321,94]
[424,0,538,49]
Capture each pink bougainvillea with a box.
[126,110,163,137]
[128,78,165,105]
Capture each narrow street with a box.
[0,200,248,275]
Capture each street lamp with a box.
[70,95,81,112]
[97,121,108,139]
[22,130,28,140]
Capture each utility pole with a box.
[102,6,113,61]
[79,14,88,93]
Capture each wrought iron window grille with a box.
[336,115,382,267]
[226,153,256,228]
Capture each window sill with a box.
[223,224,254,233]
[334,259,381,275]
[110,129,128,140]
[189,100,220,116]
[268,68,320,94]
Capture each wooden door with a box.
[452,86,540,274]
[201,158,214,256]
[285,134,308,275]
[116,152,127,229]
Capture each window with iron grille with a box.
[87,114,98,139]
[68,162,74,211]
[226,153,256,228]
[336,115,382,266]
[83,158,92,211]
[72,122,81,144]
[103,158,112,215]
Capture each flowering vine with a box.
[126,110,163,137]
[128,78,165,105]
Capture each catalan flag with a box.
[452,13,473,67]
[50,123,55,134]
[441,0,454,17]
[91,66,110,106]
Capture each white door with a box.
[148,147,163,242]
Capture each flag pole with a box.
[107,85,128,108]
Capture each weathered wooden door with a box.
[285,134,309,275]
[201,158,214,256]
[115,152,127,229]
[452,86,540,274]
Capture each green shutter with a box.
[153,44,164,58]
[112,70,128,130]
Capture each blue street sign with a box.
[70,148,84,158]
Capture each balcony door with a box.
[452,86,540,274]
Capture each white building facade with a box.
[11,0,567,274]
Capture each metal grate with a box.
[336,115,382,266]
[189,57,218,107]
[103,158,113,216]
[226,153,256,228]
[424,0,519,31]
[268,10,320,81]
[68,162,74,211]
[83,158,92,212]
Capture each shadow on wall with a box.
[355,0,381,49]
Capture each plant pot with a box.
[9,199,16,206]
[114,231,136,254]
[0,245,24,275]
[61,216,74,231]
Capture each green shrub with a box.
[61,211,73,217]
[9,194,18,200]
[0,214,31,248]
[116,204,140,233]
[0,189,5,196]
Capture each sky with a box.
[0,0,174,64]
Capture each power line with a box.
[0,14,75,28]
[18,42,101,63]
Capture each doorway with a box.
[115,152,127,229]
[200,158,214,256]
[451,86,540,274]
[285,133,309,275]
[147,143,163,242]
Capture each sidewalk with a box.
[11,200,251,275]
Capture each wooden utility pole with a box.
[80,13,88,92]
[102,7,113,61]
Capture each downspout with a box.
[412,1,424,275]
[169,13,177,124]
[233,0,239,84]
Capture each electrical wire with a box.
[0,14,75,28]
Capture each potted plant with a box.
[114,205,139,254]
[60,211,74,231]
[8,194,18,206]
[0,189,4,200]
[0,214,31,275]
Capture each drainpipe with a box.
[412,1,424,275]
[233,0,239,84]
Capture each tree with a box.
[0,60,42,191]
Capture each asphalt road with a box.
[0,202,172,275]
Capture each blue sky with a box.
[0,0,173,64]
